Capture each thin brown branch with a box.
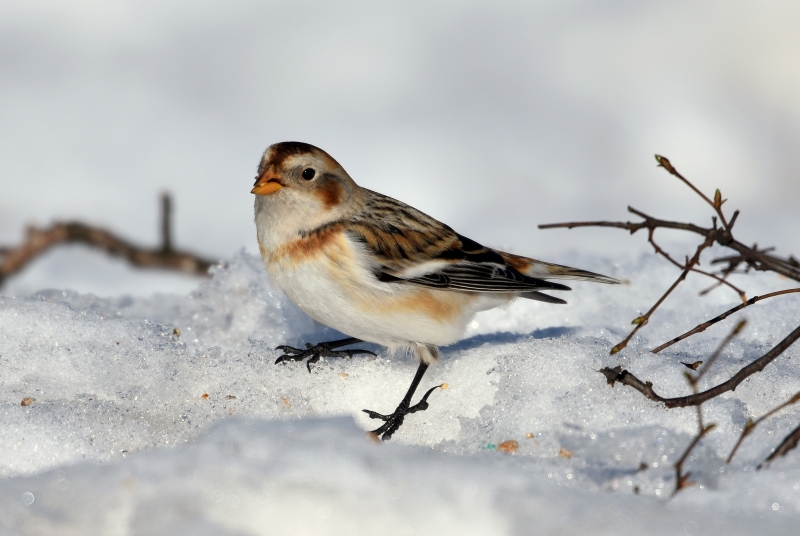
[626,207,714,236]
[652,289,800,353]
[714,243,800,282]
[675,317,715,497]
[728,210,740,230]
[537,220,647,233]
[646,228,746,301]
[538,208,711,237]
[711,247,776,266]
[0,221,215,287]
[686,374,706,432]
[160,192,173,253]
[540,209,800,283]
[654,155,730,231]
[545,154,800,479]
[691,269,745,299]
[694,320,747,384]
[673,423,715,496]
[727,392,800,464]
[764,423,800,466]
[609,235,714,355]
[698,278,726,297]
[600,323,800,408]
[725,240,800,281]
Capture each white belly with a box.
[263,240,509,350]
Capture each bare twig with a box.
[540,207,800,284]
[610,235,715,355]
[694,320,747,383]
[675,321,745,473]
[652,289,800,353]
[0,194,216,287]
[673,423,716,496]
[645,228,746,301]
[698,277,730,297]
[547,154,800,479]
[725,243,800,281]
[160,192,173,253]
[669,323,741,495]
[600,323,800,408]
[764,423,800,466]
[654,155,731,231]
[541,188,799,353]
[538,219,647,233]
[727,391,800,464]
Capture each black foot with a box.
[275,339,376,372]
[362,384,443,441]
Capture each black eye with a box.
[302,168,316,180]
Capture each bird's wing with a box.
[345,190,574,294]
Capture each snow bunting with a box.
[253,141,617,439]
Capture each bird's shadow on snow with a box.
[272,326,579,369]
[445,327,577,353]
[283,326,576,358]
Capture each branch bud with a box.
[654,154,676,174]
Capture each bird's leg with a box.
[362,362,443,441]
[275,337,376,372]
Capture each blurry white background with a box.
[2,0,799,296]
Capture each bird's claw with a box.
[362,384,443,440]
[275,342,376,372]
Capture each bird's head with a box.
[252,142,359,216]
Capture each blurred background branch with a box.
[0,193,215,289]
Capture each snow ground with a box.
[1,249,799,535]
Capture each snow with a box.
[1,249,800,534]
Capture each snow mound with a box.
[1,249,799,534]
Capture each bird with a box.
[252,141,618,440]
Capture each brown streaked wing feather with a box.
[406,260,571,293]
[345,190,571,294]
[347,189,460,273]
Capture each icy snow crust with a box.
[1,250,799,534]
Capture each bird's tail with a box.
[497,251,620,284]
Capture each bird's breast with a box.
[259,227,370,301]
[266,226,348,270]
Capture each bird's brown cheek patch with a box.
[313,180,343,211]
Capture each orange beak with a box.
[251,169,284,196]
